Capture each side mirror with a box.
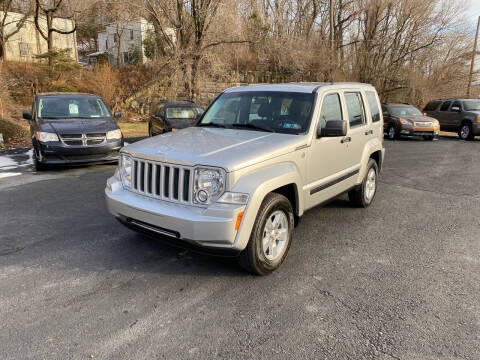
[451,106,461,112]
[23,111,32,120]
[114,111,122,118]
[318,120,347,138]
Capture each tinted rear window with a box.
[440,101,451,111]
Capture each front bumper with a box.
[37,140,122,164]
[105,177,246,251]
[473,122,480,136]
[399,125,440,137]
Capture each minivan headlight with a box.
[194,167,225,204]
[107,129,122,140]
[119,154,132,188]
[36,131,59,142]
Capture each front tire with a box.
[387,124,398,140]
[238,193,294,275]
[458,123,474,141]
[33,146,46,171]
[349,159,379,208]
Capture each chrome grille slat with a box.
[130,158,192,204]
[59,133,106,146]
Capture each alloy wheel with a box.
[365,167,377,202]
[262,210,289,261]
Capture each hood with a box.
[39,117,117,134]
[398,115,437,123]
[123,127,307,172]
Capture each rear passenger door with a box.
[365,91,383,138]
[437,101,451,129]
[343,91,369,170]
[448,100,463,130]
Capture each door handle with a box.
[364,129,373,135]
[341,136,352,143]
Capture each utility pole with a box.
[329,0,335,82]
[467,16,480,97]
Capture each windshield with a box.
[37,96,112,119]
[389,106,423,116]
[166,106,196,119]
[198,91,315,134]
[463,100,480,111]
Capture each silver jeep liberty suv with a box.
[106,83,385,275]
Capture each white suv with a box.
[106,83,385,275]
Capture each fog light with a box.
[197,190,209,203]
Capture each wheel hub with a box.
[262,210,288,261]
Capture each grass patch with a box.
[0,118,29,149]
[119,122,148,139]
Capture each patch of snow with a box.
[0,156,16,169]
[0,172,21,179]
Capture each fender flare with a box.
[230,162,303,251]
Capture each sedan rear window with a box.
[166,107,196,119]
[37,96,111,119]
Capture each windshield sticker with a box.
[69,103,79,115]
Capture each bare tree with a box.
[0,0,32,61]
[34,0,77,67]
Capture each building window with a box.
[19,42,29,57]
[130,30,134,40]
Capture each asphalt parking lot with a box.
[0,136,479,360]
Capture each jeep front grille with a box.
[131,159,193,203]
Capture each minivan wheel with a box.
[238,193,294,275]
[458,123,473,140]
[348,159,379,208]
[387,125,398,140]
[33,147,46,171]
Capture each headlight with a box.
[194,167,225,204]
[432,119,439,126]
[399,119,413,126]
[107,129,122,140]
[36,131,58,142]
[217,192,249,205]
[119,154,133,188]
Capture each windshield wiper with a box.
[197,122,226,128]
[232,123,276,133]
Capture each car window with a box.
[463,100,480,111]
[451,101,462,110]
[318,93,342,130]
[199,91,315,134]
[439,101,451,111]
[344,92,366,127]
[365,91,381,122]
[37,96,111,119]
[423,101,441,112]
[389,106,423,116]
[166,107,196,119]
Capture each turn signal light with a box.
[235,211,244,231]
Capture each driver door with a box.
[305,92,350,209]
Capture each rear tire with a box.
[349,159,379,208]
[238,193,294,275]
[458,123,474,141]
